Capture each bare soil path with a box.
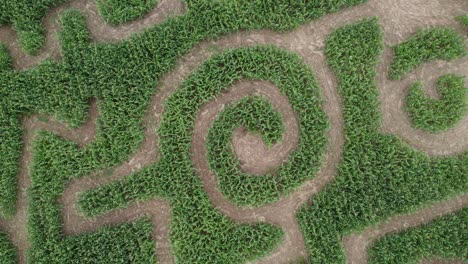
[0,0,466,263]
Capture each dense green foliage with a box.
[61,219,156,263]
[406,74,467,132]
[182,0,367,32]
[389,28,465,80]
[369,208,467,264]
[0,0,66,54]
[297,18,467,263]
[206,87,327,206]
[97,0,158,25]
[456,14,468,26]
[1,1,366,262]
[0,44,12,71]
[0,233,15,264]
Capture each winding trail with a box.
[0,0,467,263]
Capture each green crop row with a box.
[0,232,15,264]
[1,1,367,262]
[406,74,467,132]
[368,208,467,264]
[457,14,468,26]
[0,44,12,71]
[61,219,155,263]
[297,18,467,263]
[97,0,159,25]
[389,27,465,80]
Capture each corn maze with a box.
[0,0,467,263]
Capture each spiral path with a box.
[0,0,467,263]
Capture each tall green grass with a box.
[0,0,67,54]
[368,208,467,264]
[0,232,15,264]
[0,44,12,71]
[97,0,159,25]
[406,74,467,132]
[389,28,465,80]
[297,18,467,263]
[61,219,156,263]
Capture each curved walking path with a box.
[0,0,466,263]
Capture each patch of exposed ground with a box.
[1,0,467,263]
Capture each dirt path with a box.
[1,0,467,263]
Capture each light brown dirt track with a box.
[0,0,467,263]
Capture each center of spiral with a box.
[231,127,284,176]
